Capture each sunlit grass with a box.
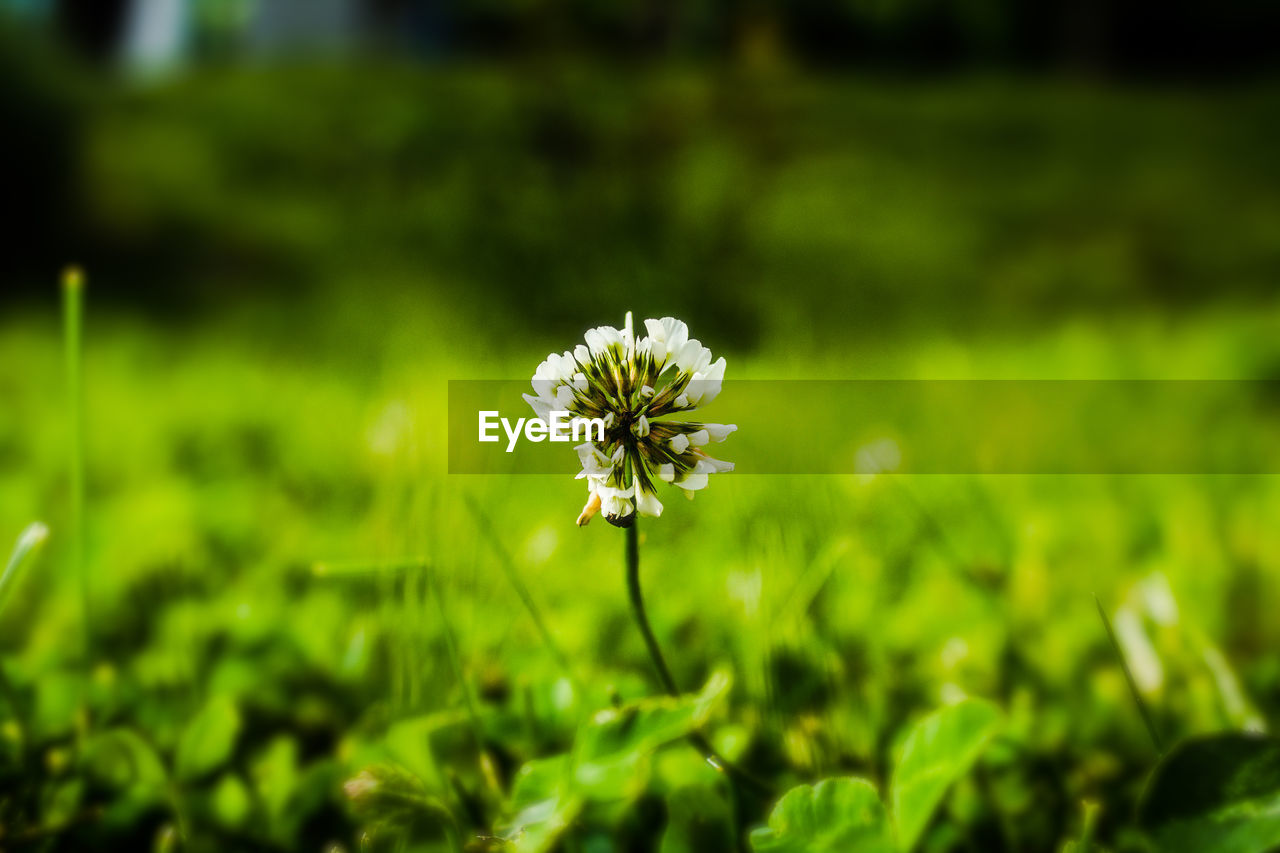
[1,292,1279,848]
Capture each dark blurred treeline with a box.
[3,1,1280,343]
[44,0,1280,75]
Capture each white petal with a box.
[523,393,552,422]
[635,489,663,517]
[664,319,689,355]
[675,339,712,375]
[704,423,737,442]
[687,357,727,406]
[688,429,710,446]
[676,472,708,491]
[531,374,556,398]
[692,455,733,474]
[674,340,700,373]
[658,463,675,482]
[623,312,635,355]
[646,337,666,363]
[670,433,690,454]
[599,482,635,500]
[575,442,614,479]
[644,317,688,369]
[584,328,607,356]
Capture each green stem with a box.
[625,522,679,696]
[624,521,771,799]
[63,268,92,734]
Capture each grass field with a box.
[3,60,1280,852]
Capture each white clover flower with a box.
[525,313,736,527]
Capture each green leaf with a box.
[573,668,731,798]
[251,736,299,823]
[500,671,732,852]
[84,727,168,791]
[1138,733,1280,853]
[749,777,894,853]
[509,755,573,813]
[44,778,85,827]
[500,756,582,853]
[175,695,242,782]
[505,794,583,853]
[891,698,1002,851]
[383,709,464,792]
[211,772,253,828]
[83,728,170,828]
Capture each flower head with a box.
[525,313,736,527]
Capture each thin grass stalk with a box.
[63,269,89,650]
[426,564,501,801]
[427,567,481,740]
[465,494,574,679]
[62,267,93,741]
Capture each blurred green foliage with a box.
[4,281,1280,849]
[72,64,1280,347]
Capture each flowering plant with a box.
[520,313,765,799]
[523,312,736,526]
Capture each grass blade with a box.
[1,522,50,616]
[63,266,90,654]
[1095,594,1164,755]
[464,493,573,678]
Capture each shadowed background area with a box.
[3,2,1280,851]
[5,0,1280,345]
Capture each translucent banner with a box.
[448,380,1280,474]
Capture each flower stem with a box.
[624,521,771,799]
[625,522,680,696]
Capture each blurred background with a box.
[3,1,1280,851]
[5,0,1280,342]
